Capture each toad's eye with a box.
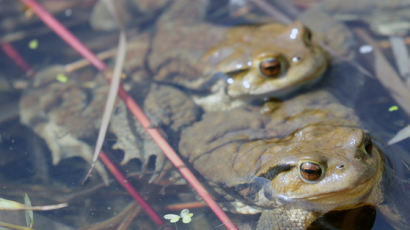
[259,58,281,78]
[299,161,323,182]
[361,133,373,155]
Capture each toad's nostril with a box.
[361,134,373,156]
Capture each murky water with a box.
[0,0,409,229]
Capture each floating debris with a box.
[388,105,399,112]
[28,39,38,50]
[56,73,68,83]
[359,45,373,54]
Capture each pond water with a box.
[0,0,409,229]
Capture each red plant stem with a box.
[1,42,34,77]
[98,151,164,226]
[19,0,238,229]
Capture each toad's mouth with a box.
[304,177,377,201]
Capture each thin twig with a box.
[64,36,143,73]
[64,48,118,73]
[166,201,206,211]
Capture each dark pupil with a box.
[300,162,322,181]
[364,134,373,154]
[260,59,281,77]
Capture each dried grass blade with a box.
[389,36,410,82]
[83,30,126,182]
[83,0,127,182]
[388,124,410,145]
[0,197,67,211]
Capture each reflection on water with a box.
[0,0,409,229]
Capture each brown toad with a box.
[179,91,384,229]
[132,0,329,111]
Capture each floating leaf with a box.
[56,73,68,83]
[388,105,399,112]
[28,39,38,50]
[164,209,194,224]
[24,193,34,228]
[164,214,180,223]
[180,209,194,224]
